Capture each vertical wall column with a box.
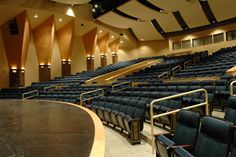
[1,11,31,87]
[9,69,25,87]
[61,60,71,76]
[39,65,51,82]
[97,33,109,67]
[109,37,120,64]
[100,54,107,67]
[86,55,94,71]
[56,20,74,76]
[33,16,55,82]
[112,53,118,64]
[82,28,97,71]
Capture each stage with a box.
[0,100,104,157]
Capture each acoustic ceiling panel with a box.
[208,0,236,21]
[131,21,164,41]
[147,0,190,12]
[155,13,182,32]
[179,1,209,28]
[97,11,139,29]
[118,0,160,20]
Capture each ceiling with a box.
[93,0,236,41]
[0,0,236,42]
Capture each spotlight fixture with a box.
[66,7,75,17]
[92,8,96,12]
[141,38,144,41]
[34,14,38,18]
[94,4,98,8]
[99,30,103,33]
[58,18,63,22]
[111,35,114,39]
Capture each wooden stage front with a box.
[0,100,104,157]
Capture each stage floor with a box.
[0,100,97,157]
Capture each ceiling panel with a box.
[97,11,139,29]
[131,21,164,41]
[118,0,160,20]
[208,0,236,21]
[155,13,182,32]
[147,0,190,12]
[179,1,209,28]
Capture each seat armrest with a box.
[153,132,171,137]
[174,146,194,157]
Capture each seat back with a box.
[172,110,200,145]
[194,116,232,157]
[224,96,236,125]
[155,110,200,157]
[230,132,236,157]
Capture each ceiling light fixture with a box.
[66,7,75,17]
[99,30,103,33]
[120,40,124,43]
[92,8,96,12]
[94,4,98,8]
[34,14,38,18]
[141,39,144,41]
[59,18,63,22]
[111,35,114,39]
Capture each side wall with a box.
[0,31,9,88]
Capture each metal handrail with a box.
[79,88,104,106]
[157,72,169,80]
[150,88,209,154]
[230,80,236,96]
[22,90,39,100]
[183,60,192,69]
[44,85,56,92]
[171,65,182,75]
[193,56,200,63]
[111,81,131,92]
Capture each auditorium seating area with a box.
[117,51,207,82]
[174,47,236,78]
[1,46,236,148]
[31,57,154,88]
[90,96,146,144]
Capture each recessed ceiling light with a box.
[111,35,114,39]
[99,30,103,33]
[94,4,98,8]
[58,18,63,22]
[120,40,124,43]
[212,20,216,23]
[92,8,96,12]
[141,38,144,41]
[34,14,38,18]
[184,27,188,30]
[160,9,163,13]
[66,7,75,17]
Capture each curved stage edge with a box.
[0,99,105,157]
[57,100,105,157]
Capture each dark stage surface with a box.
[0,100,95,157]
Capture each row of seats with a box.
[156,96,236,157]
[118,52,207,82]
[175,46,236,78]
[89,96,146,143]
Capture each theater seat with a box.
[155,110,200,157]
[174,116,232,157]
[224,96,236,125]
